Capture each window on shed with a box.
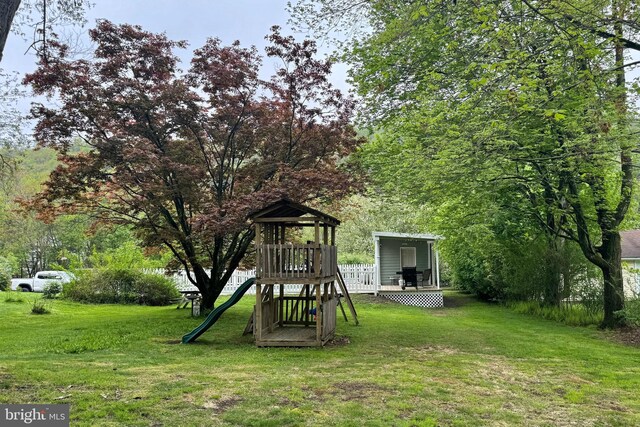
[400,247,416,268]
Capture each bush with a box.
[4,292,24,303]
[508,301,603,326]
[135,274,180,306]
[31,298,51,315]
[62,269,179,306]
[43,282,63,299]
[616,299,640,327]
[0,256,13,291]
[574,280,604,318]
[338,252,373,265]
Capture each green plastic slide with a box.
[181,277,256,344]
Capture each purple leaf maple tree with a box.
[25,21,362,309]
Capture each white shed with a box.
[373,231,444,308]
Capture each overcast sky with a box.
[1,0,349,133]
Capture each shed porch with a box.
[373,231,444,308]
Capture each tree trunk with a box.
[599,231,625,328]
[201,278,224,311]
[193,231,255,311]
[0,0,21,63]
[541,239,563,306]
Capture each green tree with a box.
[335,194,422,263]
[0,146,145,275]
[293,0,640,326]
[25,22,361,309]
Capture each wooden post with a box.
[255,223,262,278]
[314,221,321,278]
[315,283,322,344]
[323,224,329,245]
[255,283,262,341]
[331,226,335,246]
[435,247,441,289]
[268,285,274,332]
[305,284,310,326]
[279,284,284,327]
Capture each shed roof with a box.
[249,198,340,226]
[372,231,442,241]
[621,230,640,259]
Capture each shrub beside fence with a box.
[144,264,377,295]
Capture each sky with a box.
[1,0,349,132]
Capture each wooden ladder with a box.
[337,267,359,326]
[243,285,270,336]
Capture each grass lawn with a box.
[1,291,639,426]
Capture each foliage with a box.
[30,297,50,314]
[2,0,91,62]
[25,21,362,310]
[42,281,62,299]
[575,278,605,318]
[87,240,169,270]
[0,145,159,276]
[0,255,14,291]
[337,252,371,265]
[616,298,640,327]
[335,194,422,263]
[294,0,640,327]
[0,69,28,151]
[3,292,24,303]
[62,269,179,306]
[508,301,603,327]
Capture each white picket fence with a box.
[144,264,377,295]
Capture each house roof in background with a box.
[621,230,640,259]
[372,231,442,241]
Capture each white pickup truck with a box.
[11,271,74,292]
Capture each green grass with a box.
[1,290,639,426]
[507,300,603,326]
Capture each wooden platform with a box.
[256,326,329,347]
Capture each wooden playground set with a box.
[182,199,358,347]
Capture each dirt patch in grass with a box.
[203,396,243,414]
[301,381,392,403]
[300,385,329,403]
[412,345,460,356]
[326,336,350,347]
[0,372,13,389]
[612,327,640,347]
[330,381,392,402]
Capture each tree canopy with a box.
[25,21,362,308]
[0,0,90,62]
[293,0,640,326]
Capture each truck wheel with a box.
[19,285,31,292]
